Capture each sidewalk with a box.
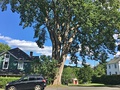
[112,85,120,88]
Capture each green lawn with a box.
[69,83,105,87]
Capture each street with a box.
[45,86,120,90]
[0,86,120,90]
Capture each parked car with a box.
[5,74,46,90]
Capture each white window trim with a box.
[2,54,10,69]
[18,62,24,70]
[2,61,9,69]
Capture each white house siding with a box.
[107,62,120,75]
[118,61,120,74]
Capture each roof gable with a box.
[0,48,39,61]
[8,48,31,60]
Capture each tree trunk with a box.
[53,54,67,85]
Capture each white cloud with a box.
[65,55,84,66]
[66,55,71,60]
[113,34,118,40]
[0,34,52,56]
[77,60,82,64]
[0,34,94,66]
[0,34,12,41]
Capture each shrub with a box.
[92,75,120,85]
[0,77,20,88]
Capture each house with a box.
[0,48,39,74]
[106,57,120,75]
[106,35,120,75]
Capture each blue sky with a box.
[0,6,77,66]
[0,6,115,67]
[0,7,53,57]
[0,6,52,54]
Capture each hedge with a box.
[0,77,20,88]
[92,75,120,85]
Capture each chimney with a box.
[30,51,33,57]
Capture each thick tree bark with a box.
[53,54,67,85]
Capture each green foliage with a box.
[0,43,10,52]
[31,55,58,84]
[0,77,20,88]
[78,66,94,83]
[94,63,106,77]
[62,66,79,84]
[93,75,120,85]
[1,0,120,62]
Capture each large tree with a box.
[0,43,10,52]
[1,0,120,85]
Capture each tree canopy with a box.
[31,55,58,84]
[79,65,94,83]
[62,66,78,84]
[94,63,106,77]
[0,43,10,52]
[1,0,120,85]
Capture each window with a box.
[21,76,29,81]
[115,64,117,68]
[109,64,111,69]
[36,77,43,80]
[3,62,9,69]
[109,72,111,75]
[29,77,36,81]
[2,54,10,69]
[5,54,10,58]
[115,72,117,75]
[18,62,24,70]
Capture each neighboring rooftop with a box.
[107,57,120,64]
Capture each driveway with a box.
[45,86,120,90]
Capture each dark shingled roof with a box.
[107,57,120,64]
[31,56,39,60]
[8,48,31,60]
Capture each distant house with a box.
[106,57,120,75]
[0,48,39,74]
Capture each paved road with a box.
[0,86,119,90]
[1,86,120,90]
[45,86,120,90]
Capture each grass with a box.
[1,83,119,90]
[69,83,105,87]
[45,83,105,88]
[46,85,68,88]
[69,83,120,88]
